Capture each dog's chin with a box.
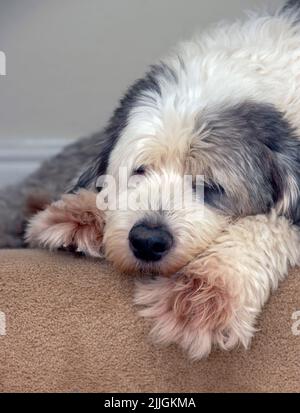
[103,224,202,276]
[106,247,192,277]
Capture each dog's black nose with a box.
[129,223,173,262]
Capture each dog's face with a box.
[76,63,300,275]
[102,168,227,275]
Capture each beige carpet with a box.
[0,249,299,393]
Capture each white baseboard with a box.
[0,138,73,188]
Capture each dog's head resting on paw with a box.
[75,100,300,275]
[29,11,300,274]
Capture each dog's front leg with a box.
[135,212,300,359]
[26,190,105,257]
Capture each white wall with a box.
[0,0,283,186]
[0,0,283,141]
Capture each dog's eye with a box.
[132,166,146,176]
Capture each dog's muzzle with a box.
[129,222,173,262]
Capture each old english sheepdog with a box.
[22,1,300,359]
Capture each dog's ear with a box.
[69,128,117,193]
[278,168,300,225]
[72,162,100,192]
[70,134,113,192]
[25,190,105,257]
[262,126,300,225]
[220,101,300,224]
[70,126,121,193]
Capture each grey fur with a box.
[283,0,300,11]
[194,102,300,219]
[281,0,300,17]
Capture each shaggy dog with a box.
[11,1,300,359]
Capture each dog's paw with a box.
[134,256,254,359]
[25,189,105,257]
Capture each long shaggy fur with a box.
[26,190,105,257]
[7,2,300,359]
